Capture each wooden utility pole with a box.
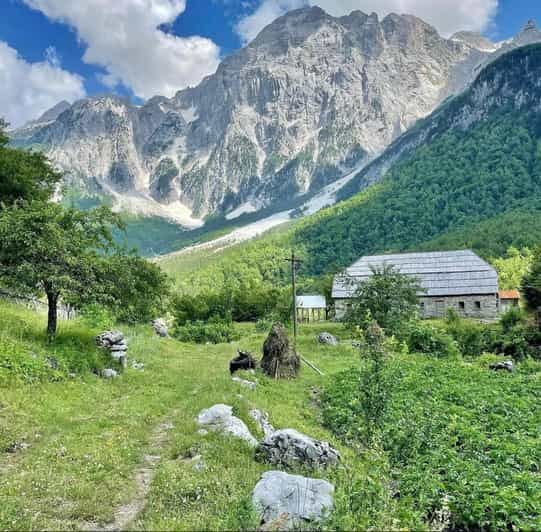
[285,250,302,347]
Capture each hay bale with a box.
[261,323,300,379]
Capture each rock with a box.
[196,404,257,447]
[4,441,30,453]
[45,356,59,370]
[152,318,169,338]
[317,332,338,346]
[96,331,125,347]
[252,471,334,530]
[232,376,257,390]
[490,360,514,372]
[249,409,275,438]
[257,429,340,469]
[101,368,118,379]
[110,343,128,352]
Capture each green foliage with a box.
[405,321,460,359]
[173,317,241,344]
[79,303,116,330]
[522,247,541,318]
[295,107,541,276]
[356,323,395,444]
[0,201,121,336]
[322,356,541,530]
[492,247,534,290]
[0,119,61,204]
[95,253,170,324]
[345,265,421,338]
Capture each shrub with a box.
[79,303,115,329]
[444,309,497,357]
[405,321,460,358]
[173,317,240,344]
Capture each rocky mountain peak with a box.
[450,31,497,52]
[11,7,513,224]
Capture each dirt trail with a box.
[81,419,175,531]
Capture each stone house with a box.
[296,295,327,322]
[332,250,499,321]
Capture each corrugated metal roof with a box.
[296,295,327,308]
[332,250,498,298]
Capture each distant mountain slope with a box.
[294,44,541,275]
[11,7,499,223]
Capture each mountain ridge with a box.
[11,6,506,226]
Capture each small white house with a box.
[296,295,327,323]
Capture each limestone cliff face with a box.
[340,40,541,199]
[13,7,523,220]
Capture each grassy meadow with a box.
[1,301,540,530]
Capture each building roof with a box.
[296,295,327,308]
[332,250,498,299]
[499,290,520,300]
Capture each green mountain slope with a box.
[295,44,541,274]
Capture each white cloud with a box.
[0,42,85,128]
[22,0,221,100]
[236,0,304,44]
[236,0,499,43]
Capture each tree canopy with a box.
[0,119,61,204]
[345,264,421,337]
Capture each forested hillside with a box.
[161,44,541,312]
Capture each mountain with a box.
[11,7,498,224]
[293,43,541,275]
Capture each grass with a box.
[1,301,540,530]
[0,303,372,530]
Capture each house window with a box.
[459,301,465,310]
[475,301,481,309]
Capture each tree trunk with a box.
[46,290,59,338]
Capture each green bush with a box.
[405,321,460,358]
[173,317,241,344]
[79,303,115,329]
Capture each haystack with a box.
[261,322,300,379]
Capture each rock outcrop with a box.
[252,470,334,529]
[257,428,340,469]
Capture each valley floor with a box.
[1,302,540,530]
[0,304,361,530]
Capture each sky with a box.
[1,0,540,128]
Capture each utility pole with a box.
[285,250,302,347]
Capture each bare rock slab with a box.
[317,332,338,346]
[253,471,334,530]
[257,429,340,469]
[196,404,257,447]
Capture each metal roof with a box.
[332,250,498,298]
[296,295,327,308]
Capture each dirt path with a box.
[81,419,175,531]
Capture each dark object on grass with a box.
[489,360,514,372]
[261,323,300,379]
[229,350,257,374]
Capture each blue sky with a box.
[1,0,540,127]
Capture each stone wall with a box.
[334,294,499,322]
[420,294,498,321]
